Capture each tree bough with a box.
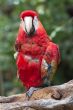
[0,80,73,110]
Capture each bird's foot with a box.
[26,87,39,97]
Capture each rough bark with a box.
[0,80,73,110]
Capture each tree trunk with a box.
[0,80,73,110]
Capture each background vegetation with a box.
[0,0,73,96]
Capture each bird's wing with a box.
[41,42,60,84]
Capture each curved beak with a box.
[24,16,35,35]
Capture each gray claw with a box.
[26,87,39,97]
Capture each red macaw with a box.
[14,10,60,97]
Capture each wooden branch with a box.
[0,80,73,110]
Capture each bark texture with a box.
[0,80,73,110]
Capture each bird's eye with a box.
[33,16,38,30]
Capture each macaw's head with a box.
[20,10,39,36]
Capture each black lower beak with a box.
[26,26,35,36]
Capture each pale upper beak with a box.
[21,16,38,35]
[24,16,35,35]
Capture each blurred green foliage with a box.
[0,0,73,96]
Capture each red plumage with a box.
[15,10,60,90]
[20,10,38,19]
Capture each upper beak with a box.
[24,16,33,35]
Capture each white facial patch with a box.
[33,16,38,30]
[21,20,25,31]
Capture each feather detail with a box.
[14,52,19,59]
[49,60,57,81]
[41,59,51,78]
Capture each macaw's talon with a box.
[26,87,39,97]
